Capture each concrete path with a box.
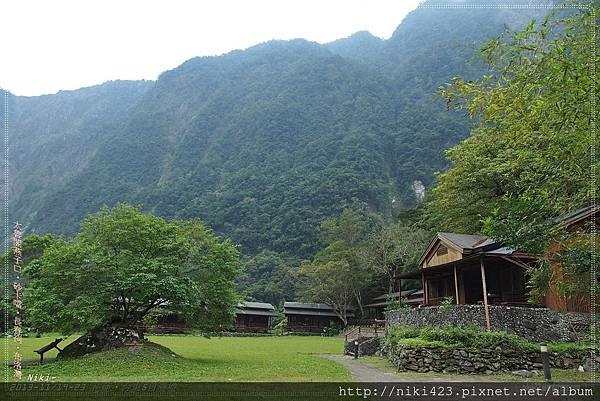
[321,354,479,382]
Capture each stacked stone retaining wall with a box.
[386,305,590,342]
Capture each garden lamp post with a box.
[354,340,359,359]
[540,342,551,381]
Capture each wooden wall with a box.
[423,241,462,268]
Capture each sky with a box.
[1,0,422,96]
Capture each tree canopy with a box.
[23,204,241,334]
[428,6,597,241]
[427,5,598,301]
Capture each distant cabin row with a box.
[234,301,354,333]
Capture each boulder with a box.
[511,370,535,378]
[59,325,144,358]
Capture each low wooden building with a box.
[364,289,419,318]
[283,302,353,332]
[545,205,597,313]
[396,232,538,328]
[395,205,597,326]
[234,302,276,333]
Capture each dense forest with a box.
[3,0,557,305]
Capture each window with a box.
[436,244,448,256]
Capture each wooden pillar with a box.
[480,257,491,331]
[424,276,429,305]
[453,265,459,304]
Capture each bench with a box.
[34,338,63,364]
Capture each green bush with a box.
[322,321,342,337]
[384,325,421,348]
[418,326,532,350]
[385,325,591,352]
[438,296,455,314]
[272,317,288,336]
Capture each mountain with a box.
[5,81,153,225]
[5,0,552,258]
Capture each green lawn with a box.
[2,334,80,363]
[3,335,350,382]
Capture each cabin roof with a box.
[283,302,355,317]
[371,289,418,301]
[555,205,598,228]
[366,289,425,307]
[417,232,511,267]
[437,232,496,251]
[235,301,277,316]
[238,302,275,310]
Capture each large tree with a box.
[364,222,431,295]
[24,204,241,337]
[427,5,598,301]
[297,209,374,319]
[428,6,596,237]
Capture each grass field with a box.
[2,335,350,382]
[3,335,593,383]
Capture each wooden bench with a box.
[34,338,63,364]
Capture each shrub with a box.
[272,317,288,336]
[322,321,342,337]
[385,325,593,353]
[384,325,421,348]
[386,325,544,351]
[384,296,412,314]
[438,296,455,314]
[419,326,532,350]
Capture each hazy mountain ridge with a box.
[6,0,552,257]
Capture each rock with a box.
[522,319,536,330]
[59,325,144,359]
[583,358,596,372]
[512,370,535,378]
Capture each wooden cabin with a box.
[395,205,598,322]
[545,205,597,313]
[234,302,276,333]
[283,302,353,332]
[396,232,539,328]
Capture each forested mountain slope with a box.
[6,0,551,258]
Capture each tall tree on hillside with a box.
[429,7,596,236]
[297,260,355,326]
[364,223,431,295]
[297,209,374,318]
[427,6,598,300]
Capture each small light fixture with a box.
[540,342,551,381]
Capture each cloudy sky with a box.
[1,0,422,96]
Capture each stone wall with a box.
[385,344,590,375]
[386,305,590,342]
